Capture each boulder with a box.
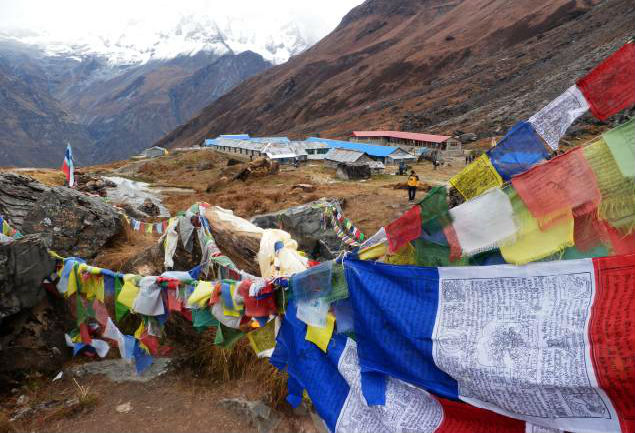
[0,174,49,231]
[21,186,125,259]
[0,234,56,324]
[251,198,343,260]
[206,207,263,275]
[0,234,68,384]
[139,198,161,217]
[458,133,477,143]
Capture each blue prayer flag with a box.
[487,121,549,180]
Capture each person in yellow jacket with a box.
[407,170,419,202]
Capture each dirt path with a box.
[3,370,316,433]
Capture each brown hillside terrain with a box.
[156,0,634,149]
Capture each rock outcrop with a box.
[0,174,49,230]
[0,234,56,323]
[0,234,68,384]
[22,187,124,259]
[251,199,343,260]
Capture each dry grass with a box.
[0,413,16,433]
[166,315,288,408]
[92,221,157,271]
[43,380,98,422]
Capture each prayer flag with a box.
[61,143,75,187]
[449,154,503,200]
[385,205,422,253]
[511,147,601,223]
[344,256,635,433]
[487,121,550,180]
[576,43,635,121]
[529,86,589,150]
[448,188,517,256]
[602,119,635,178]
[272,300,531,433]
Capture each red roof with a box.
[352,130,451,143]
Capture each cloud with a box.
[0,0,364,45]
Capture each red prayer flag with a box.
[385,206,422,253]
[590,254,635,433]
[604,224,635,256]
[511,147,601,224]
[576,43,635,121]
[79,322,92,344]
[442,225,463,262]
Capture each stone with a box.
[251,198,343,260]
[0,174,49,231]
[291,184,316,193]
[0,234,56,324]
[16,394,29,406]
[138,198,161,217]
[116,402,132,414]
[219,398,280,433]
[67,358,171,383]
[458,133,478,143]
[21,186,125,259]
[10,406,33,422]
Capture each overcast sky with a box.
[0,0,364,44]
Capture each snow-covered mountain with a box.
[0,14,310,66]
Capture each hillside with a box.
[156,0,634,149]
[0,44,95,167]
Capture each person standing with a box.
[407,170,419,202]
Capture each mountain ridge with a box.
[156,0,633,150]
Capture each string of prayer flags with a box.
[576,42,635,121]
[511,147,601,224]
[602,118,635,178]
[449,154,503,200]
[448,187,517,256]
[385,205,422,253]
[529,86,589,150]
[487,121,550,181]
[127,216,170,235]
[498,189,574,265]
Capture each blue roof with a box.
[306,137,398,157]
[204,134,251,146]
[220,134,251,139]
[249,136,290,143]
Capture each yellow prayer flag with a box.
[145,223,153,234]
[117,275,140,309]
[65,263,79,297]
[498,190,574,265]
[358,242,387,261]
[187,281,214,308]
[450,154,503,200]
[305,313,335,353]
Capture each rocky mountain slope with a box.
[0,43,95,167]
[156,0,635,149]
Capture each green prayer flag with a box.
[414,238,469,267]
[418,186,452,233]
[324,263,348,303]
[214,324,244,348]
[603,119,635,177]
[192,308,219,332]
[114,276,129,322]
